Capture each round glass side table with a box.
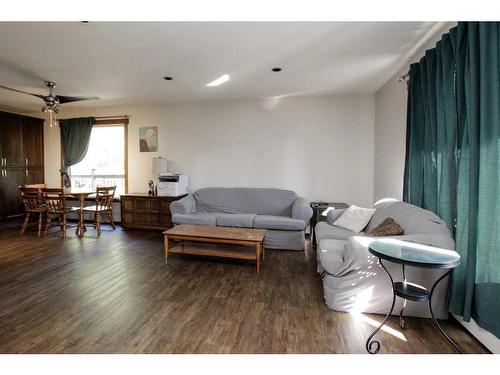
[366,238,461,354]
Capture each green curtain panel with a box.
[59,117,95,188]
[403,31,457,230]
[404,22,500,338]
[449,22,500,338]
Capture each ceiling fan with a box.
[0,81,99,126]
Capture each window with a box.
[69,121,128,195]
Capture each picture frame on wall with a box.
[139,126,158,152]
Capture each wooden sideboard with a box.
[120,193,187,231]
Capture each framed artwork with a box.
[139,126,158,152]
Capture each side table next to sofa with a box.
[310,202,348,247]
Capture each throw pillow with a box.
[326,208,346,225]
[366,217,404,237]
[332,205,376,233]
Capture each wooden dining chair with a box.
[41,188,81,238]
[19,187,47,236]
[82,186,116,236]
[24,183,47,189]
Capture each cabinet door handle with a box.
[25,158,28,166]
[25,169,28,177]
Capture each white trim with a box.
[453,314,500,353]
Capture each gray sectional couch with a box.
[170,187,313,250]
[315,199,457,319]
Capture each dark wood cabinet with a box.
[0,111,45,220]
[120,193,187,231]
[1,116,24,167]
[22,118,44,167]
[2,169,26,219]
[24,167,44,185]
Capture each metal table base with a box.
[365,259,462,354]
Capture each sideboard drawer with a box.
[122,198,134,212]
[120,193,186,231]
[135,198,149,211]
[149,199,161,211]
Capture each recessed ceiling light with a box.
[206,74,230,87]
[271,67,282,72]
[163,76,173,81]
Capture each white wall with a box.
[373,77,407,201]
[44,94,375,206]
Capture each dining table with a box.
[64,188,95,237]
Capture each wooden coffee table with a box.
[163,224,267,272]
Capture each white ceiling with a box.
[0,22,442,111]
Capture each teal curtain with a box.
[59,117,95,187]
[404,22,500,338]
[403,32,457,230]
[449,22,500,338]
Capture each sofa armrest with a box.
[170,195,196,215]
[318,236,372,277]
[326,208,346,225]
[291,197,313,223]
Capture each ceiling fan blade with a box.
[0,84,46,99]
[57,95,100,104]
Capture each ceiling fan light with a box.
[44,107,57,128]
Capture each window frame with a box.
[60,118,129,193]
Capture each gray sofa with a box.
[170,187,313,250]
[315,199,457,319]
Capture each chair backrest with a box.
[24,183,47,189]
[41,188,66,213]
[96,186,116,210]
[19,187,44,211]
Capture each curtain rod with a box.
[398,73,410,83]
[94,115,129,120]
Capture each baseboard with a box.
[453,314,499,353]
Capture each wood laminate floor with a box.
[0,221,489,354]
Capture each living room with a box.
[0,1,499,373]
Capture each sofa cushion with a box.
[366,217,404,237]
[315,221,362,243]
[216,214,256,228]
[333,205,376,233]
[193,187,298,216]
[172,213,218,226]
[326,208,346,225]
[253,215,306,231]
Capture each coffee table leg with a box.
[164,235,169,264]
[256,242,261,273]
